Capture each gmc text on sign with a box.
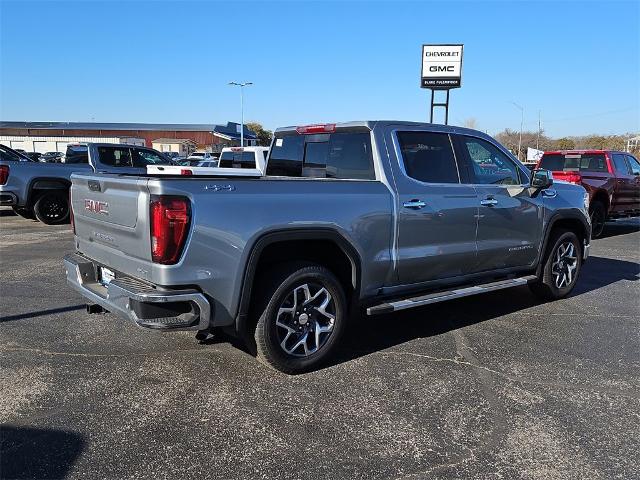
[421,44,464,89]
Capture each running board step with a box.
[366,275,538,316]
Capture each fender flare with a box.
[536,211,591,276]
[27,177,71,205]
[235,228,363,334]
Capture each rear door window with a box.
[612,154,631,175]
[397,131,459,184]
[98,146,132,167]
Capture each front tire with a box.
[253,264,347,374]
[530,229,582,301]
[33,192,69,225]
[589,201,606,239]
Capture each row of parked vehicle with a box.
[0,143,269,223]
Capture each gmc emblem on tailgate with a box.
[84,199,109,215]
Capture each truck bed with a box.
[70,172,394,326]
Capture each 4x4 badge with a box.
[204,184,235,192]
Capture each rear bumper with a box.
[64,253,211,331]
[0,191,18,206]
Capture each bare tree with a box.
[463,118,478,129]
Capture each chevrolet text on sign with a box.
[421,44,463,89]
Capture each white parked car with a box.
[146,147,269,177]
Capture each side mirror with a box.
[531,168,553,189]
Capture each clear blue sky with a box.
[1,0,638,138]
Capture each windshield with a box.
[540,153,607,172]
[0,145,32,161]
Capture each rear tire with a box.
[12,207,36,220]
[589,201,606,239]
[530,229,582,301]
[33,191,69,225]
[252,263,347,374]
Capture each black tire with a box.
[530,229,582,301]
[11,207,36,220]
[33,191,69,225]
[589,201,606,239]
[253,263,347,374]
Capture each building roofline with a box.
[0,121,218,132]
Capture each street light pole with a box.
[511,101,524,161]
[229,81,253,147]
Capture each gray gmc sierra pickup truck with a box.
[64,121,591,373]
[0,143,171,224]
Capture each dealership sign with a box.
[421,44,463,89]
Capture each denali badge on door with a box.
[85,199,109,215]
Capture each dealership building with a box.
[0,121,258,154]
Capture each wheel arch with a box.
[235,228,363,334]
[590,189,610,212]
[27,177,71,206]
[536,212,590,277]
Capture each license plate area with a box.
[98,266,115,286]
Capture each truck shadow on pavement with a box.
[334,255,639,365]
[0,425,85,480]
[0,304,86,323]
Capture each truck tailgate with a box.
[71,173,153,272]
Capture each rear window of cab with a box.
[266,132,375,180]
[540,153,607,172]
[219,151,256,169]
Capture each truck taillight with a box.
[150,196,191,265]
[565,173,582,184]
[0,165,9,185]
[295,124,336,134]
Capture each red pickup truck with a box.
[538,150,640,238]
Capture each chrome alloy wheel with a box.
[552,241,578,289]
[275,283,336,357]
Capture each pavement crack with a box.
[380,350,639,399]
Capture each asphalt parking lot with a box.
[1,210,639,480]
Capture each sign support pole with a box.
[421,44,463,126]
[429,89,450,125]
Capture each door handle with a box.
[403,199,426,209]
[480,199,498,207]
